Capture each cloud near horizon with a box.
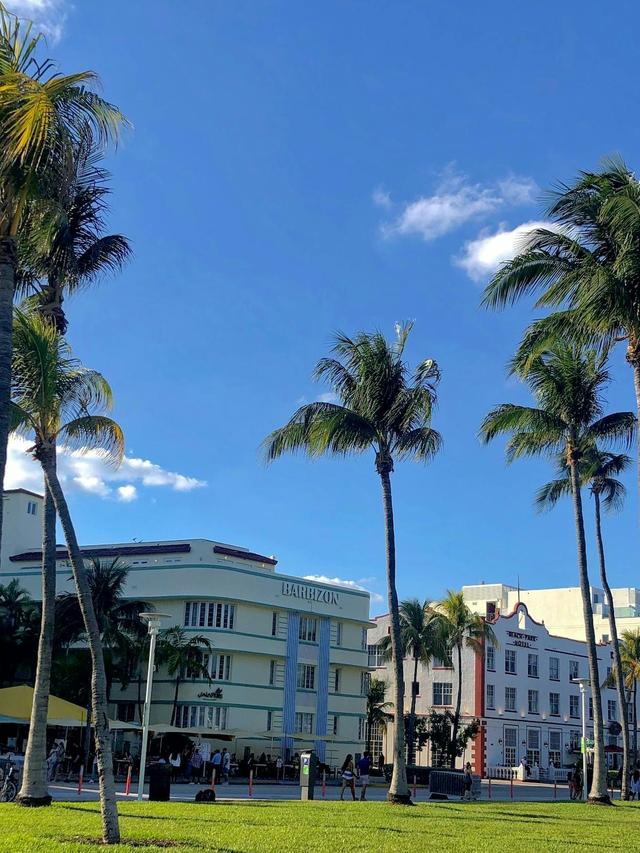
[303,573,384,604]
[377,171,538,242]
[5,0,68,42]
[454,220,562,281]
[6,435,206,503]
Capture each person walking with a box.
[211,749,222,785]
[188,747,203,784]
[169,751,182,783]
[631,769,640,801]
[340,754,356,801]
[462,762,474,801]
[357,751,371,801]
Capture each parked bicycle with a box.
[0,760,17,802]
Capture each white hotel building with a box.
[369,600,635,776]
[1,489,372,762]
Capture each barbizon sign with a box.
[281,581,339,605]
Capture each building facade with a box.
[369,601,633,775]
[463,582,640,644]
[1,489,371,764]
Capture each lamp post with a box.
[573,677,590,801]
[138,612,169,801]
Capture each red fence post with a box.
[124,766,132,796]
[210,767,216,792]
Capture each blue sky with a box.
[5,1,639,614]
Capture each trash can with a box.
[300,751,318,801]
[148,762,171,801]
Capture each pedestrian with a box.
[222,748,231,783]
[211,749,222,784]
[340,754,356,801]
[276,756,283,782]
[188,747,203,784]
[169,750,181,783]
[357,751,371,801]
[462,762,473,801]
[46,744,60,782]
[632,769,640,801]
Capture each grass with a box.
[0,800,638,852]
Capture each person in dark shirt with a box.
[357,751,371,801]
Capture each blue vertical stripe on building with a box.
[314,616,331,760]
[282,611,300,756]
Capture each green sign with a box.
[580,737,594,753]
[303,765,309,776]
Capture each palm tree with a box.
[366,677,393,760]
[480,344,635,804]
[436,590,497,768]
[620,630,640,767]
[263,322,441,803]
[10,309,123,841]
[0,4,125,557]
[158,627,213,726]
[0,579,38,684]
[481,159,640,501]
[537,449,633,798]
[379,599,445,764]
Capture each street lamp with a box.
[572,677,590,801]
[137,611,170,801]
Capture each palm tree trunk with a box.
[634,680,638,768]
[450,643,463,769]
[568,457,609,804]
[0,237,16,558]
[407,654,419,766]
[41,454,120,843]
[171,675,181,727]
[593,491,630,799]
[377,460,410,803]
[627,340,640,512]
[16,477,57,806]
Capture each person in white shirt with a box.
[222,748,231,783]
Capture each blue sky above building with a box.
[5,0,639,613]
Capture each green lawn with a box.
[0,800,637,852]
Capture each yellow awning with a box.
[0,685,87,726]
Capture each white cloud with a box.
[316,392,338,404]
[5,1,68,42]
[117,485,137,503]
[372,187,392,209]
[5,436,206,501]
[454,220,561,281]
[303,574,384,604]
[379,171,538,242]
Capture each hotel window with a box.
[358,717,367,741]
[295,712,314,734]
[116,702,136,723]
[183,601,235,630]
[271,612,278,637]
[333,668,341,693]
[505,686,516,712]
[528,689,539,714]
[628,702,635,724]
[608,700,617,721]
[26,501,37,515]
[569,730,581,751]
[177,705,227,731]
[549,692,560,716]
[486,644,495,671]
[433,682,453,707]
[569,660,579,681]
[269,660,277,686]
[527,653,538,678]
[210,654,231,681]
[361,628,367,650]
[335,622,343,646]
[299,617,317,642]
[549,656,559,681]
[266,711,273,731]
[549,730,562,766]
[486,683,495,710]
[570,695,580,718]
[368,722,384,762]
[505,649,517,674]
[433,654,453,668]
[368,644,384,668]
[589,697,593,719]
[526,728,540,766]
[297,664,316,690]
[361,671,371,696]
[504,726,517,766]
